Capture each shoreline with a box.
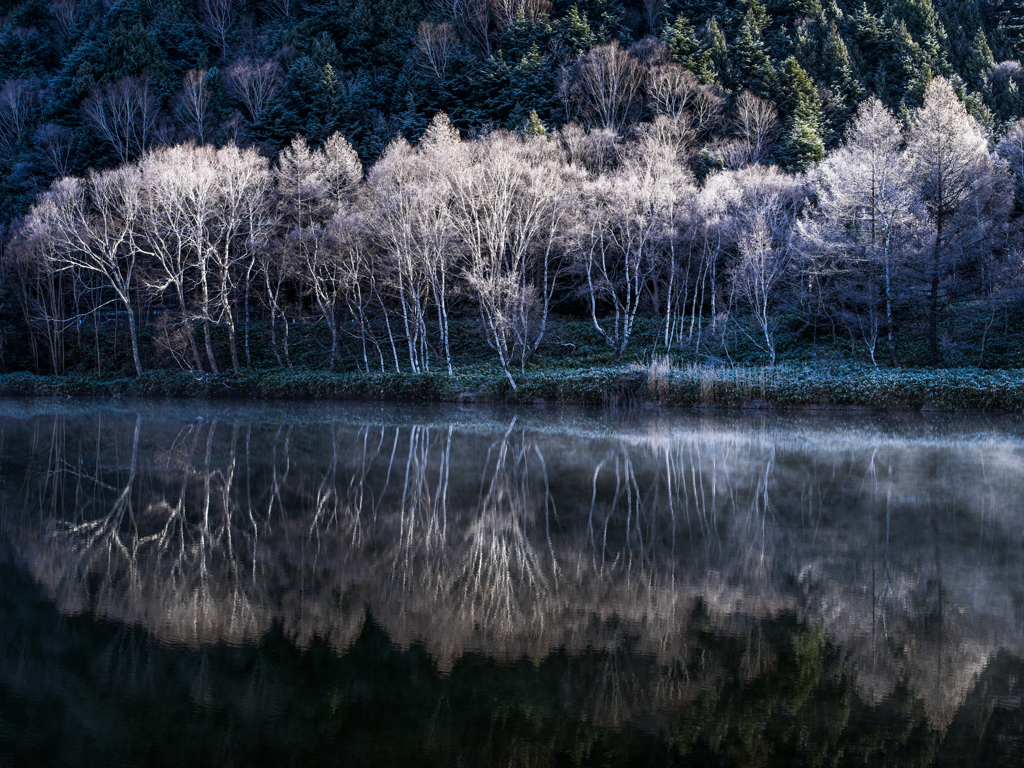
[1,364,1023,412]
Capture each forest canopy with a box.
[1,1,1024,379]
[1,0,1024,212]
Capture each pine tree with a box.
[993,0,1024,59]
[966,27,995,89]
[701,18,729,88]
[777,56,822,127]
[733,6,775,94]
[776,56,825,170]
[661,13,699,63]
[820,22,863,138]
[557,5,597,57]
[899,0,949,73]
[905,77,1009,364]
[524,108,547,136]
[779,118,825,170]
[740,0,769,35]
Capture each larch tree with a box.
[905,77,1011,364]
[290,133,363,369]
[802,98,924,366]
[271,135,334,368]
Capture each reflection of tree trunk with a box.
[10,407,1024,725]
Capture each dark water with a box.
[1,401,1023,768]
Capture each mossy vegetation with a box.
[3,360,1023,411]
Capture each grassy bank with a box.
[2,362,1023,411]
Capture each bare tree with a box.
[175,70,214,145]
[905,77,1012,364]
[733,90,780,166]
[264,0,291,19]
[4,219,71,374]
[562,42,645,133]
[640,0,663,34]
[733,198,794,366]
[432,0,490,54]
[447,130,578,384]
[366,129,450,374]
[82,76,158,163]
[675,166,804,360]
[490,0,551,28]
[22,169,146,376]
[996,119,1024,209]
[284,133,363,369]
[32,124,75,179]
[802,98,923,366]
[646,63,699,123]
[223,58,283,121]
[412,21,459,80]
[987,60,1024,95]
[645,64,725,141]
[0,79,40,158]
[556,123,620,174]
[576,142,692,362]
[49,0,80,53]
[138,143,221,371]
[211,144,273,370]
[199,0,237,58]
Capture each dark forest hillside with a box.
[2,1,1024,217]
[2,1,1024,383]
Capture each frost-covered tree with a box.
[802,98,924,366]
[906,78,1012,363]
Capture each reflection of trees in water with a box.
[3,408,1024,732]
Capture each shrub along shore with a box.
[2,364,1023,412]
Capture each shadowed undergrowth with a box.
[2,362,1023,411]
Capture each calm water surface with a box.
[1,400,1023,767]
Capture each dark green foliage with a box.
[732,3,776,94]
[661,13,699,64]
[0,0,1018,195]
[775,56,826,168]
[701,17,730,87]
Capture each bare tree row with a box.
[4,77,1022,380]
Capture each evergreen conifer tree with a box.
[702,18,730,88]
[557,5,597,56]
[776,56,825,169]
[661,13,699,63]
[967,27,995,89]
[524,108,547,136]
[733,5,774,94]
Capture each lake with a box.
[1,400,1023,767]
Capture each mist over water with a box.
[1,401,1023,767]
